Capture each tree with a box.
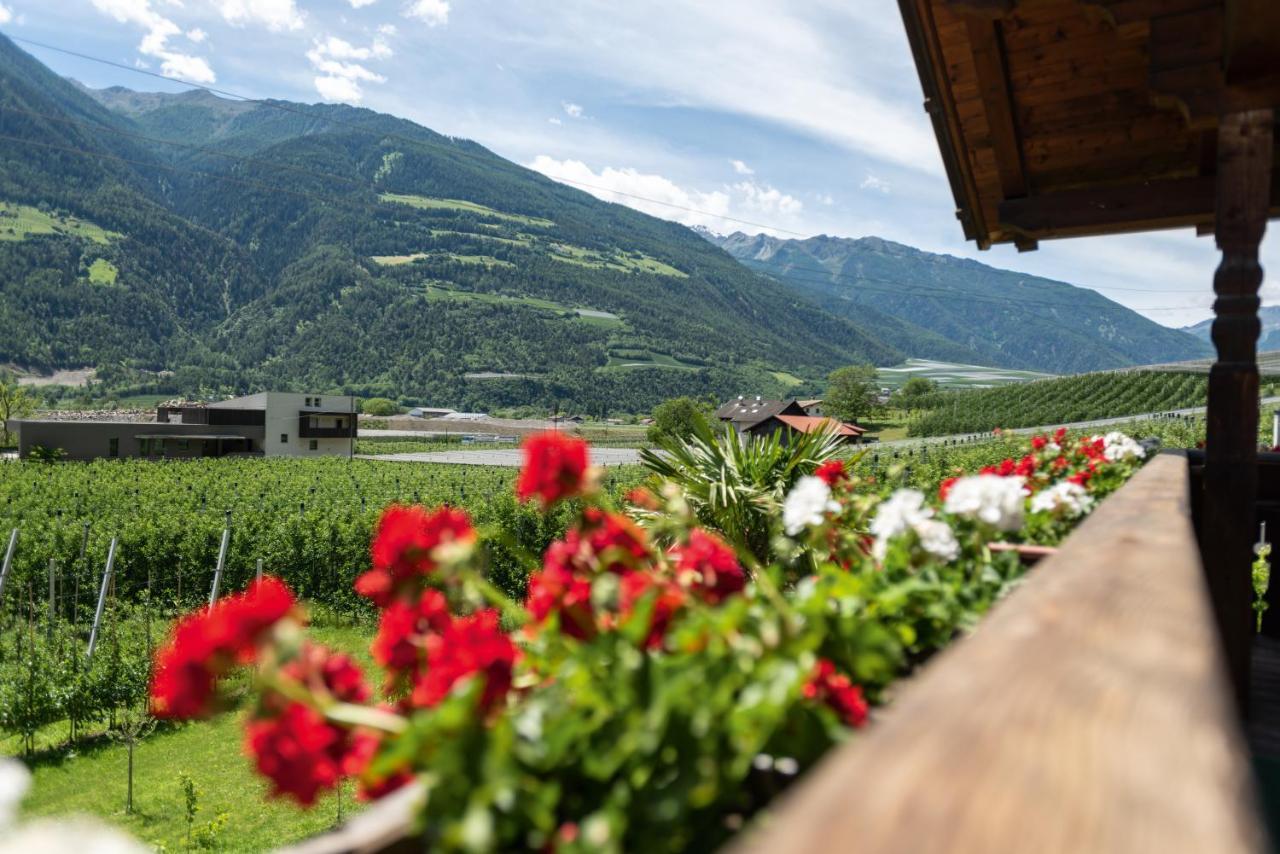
[824,365,879,423]
[891,376,938,409]
[360,397,400,416]
[647,396,714,444]
[0,370,34,447]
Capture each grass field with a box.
[86,258,119,285]
[372,251,515,268]
[0,202,118,245]
[11,611,376,852]
[878,359,1053,389]
[378,193,555,228]
[546,242,687,278]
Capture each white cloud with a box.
[0,4,11,25]
[350,0,379,7]
[860,174,891,194]
[307,35,392,104]
[186,28,207,43]
[378,23,398,35]
[547,117,562,125]
[218,0,304,32]
[562,102,584,118]
[527,155,804,235]
[404,0,449,26]
[90,0,216,83]
[815,192,835,206]
[730,159,754,175]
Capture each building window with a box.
[108,438,119,458]
[280,433,288,444]
[305,397,312,406]
[314,397,322,408]
[177,439,189,451]
[336,419,345,430]
[309,439,318,451]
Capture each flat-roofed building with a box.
[7,392,357,461]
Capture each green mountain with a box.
[1183,307,1280,354]
[0,35,911,415]
[704,231,1211,374]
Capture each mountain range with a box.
[1183,306,1280,353]
[0,35,1208,413]
[703,231,1210,374]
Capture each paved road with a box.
[361,447,642,467]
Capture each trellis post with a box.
[86,537,117,661]
[0,528,16,611]
[209,510,231,609]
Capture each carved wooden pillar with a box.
[1202,109,1273,714]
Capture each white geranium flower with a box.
[1044,441,1061,455]
[869,489,960,562]
[783,476,839,536]
[1096,431,1145,462]
[0,759,29,830]
[943,475,1027,531]
[1030,481,1095,518]
[913,518,960,562]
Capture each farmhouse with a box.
[715,397,865,443]
[6,392,357,461]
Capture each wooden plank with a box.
[732,454,1265,854]
[1224,0,1280,90]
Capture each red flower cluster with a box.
[410,609,517,715]
[516,431,591,507]
[803,658,868,728]
[356,505,476,606]
[619,571,687,650]
[938,475,959,501]
[526,561,596,640]
[815,459,847,486]
[151,576,296,719]
[371,588,452,689]
[669,529,745,604]
[244,644,376,806]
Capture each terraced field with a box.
[0,201,117,244]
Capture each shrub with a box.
[360,397,400,416]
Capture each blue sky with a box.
[1,0,1275,329]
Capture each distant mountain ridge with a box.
[704,230,1211,374]
[1183,306,1280,352]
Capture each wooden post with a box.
[1201,108,1274,713]
[87,537,117,662]
[256,558,263,583]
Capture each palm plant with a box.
[639,420,846,563]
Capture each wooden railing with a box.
[284,453,1265,853]
[732,453,1265,853]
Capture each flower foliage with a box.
[147,428,1149,851]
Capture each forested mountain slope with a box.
[0,34,910,414]
[705,230,1211,374]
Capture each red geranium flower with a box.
[244,646,375,806]
[1054,427,1068,443]
[803,658,868,728]
[526,561,596,640]
[815,459,847,486]
[516,432,590,507]
[669,529,745,604]
[1031,435,1048,451]
[410,609,516,714]
[371,588,453,688]
[151,576,297,719]
[356,505,476,607]
[938,476,959,501]
[625,487,660,510]
[580,508,650,574]
[619,571,686,650]
[1015,454,1038,477]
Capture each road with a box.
[361,447,642,467]
[358,397,1280,467]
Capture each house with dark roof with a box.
[715,396,865,444]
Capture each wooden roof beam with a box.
[964,16,1030,203]
[1223,0,1280,110]
[998,172,1280,239]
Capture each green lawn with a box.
[372,251,515,268]
[0,202,118,245]
[12,613,377,852]
[378,193,554,227]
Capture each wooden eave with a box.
[898,0,1280,250]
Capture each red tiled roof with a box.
[775,415,864,436]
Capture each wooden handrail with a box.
[732,452,1265,853]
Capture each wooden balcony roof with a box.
[899,0,1280,249]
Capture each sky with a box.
[0,0,1275,329]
